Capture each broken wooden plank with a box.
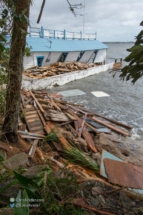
[60,121,72,126]
[85,122,99,134]
[67,104,91,116]
[50,112,69,122]
[64,111,77,121]
[19,134,43,140]
[93,113,133,130]
[74,121,78,134]
[30,91,45,113]
[28,139,39,158]
[55,102,68,110]
[24,108,45,134]
[18,131,45,138]
[65,124,78,137]
[78,113,87,137]
[91,116,129,136]
[51,99,61,111]
[71,114,98,153]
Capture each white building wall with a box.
[23,52,62,69]
[79,50,94,63]
[65,52,80,62]
[23,55,34,69]
[94,49,107,64]
[33,52,61,66]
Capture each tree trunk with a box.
[2,0,30,143]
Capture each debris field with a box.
[16,89,143,214]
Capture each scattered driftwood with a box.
[23,61,98,79]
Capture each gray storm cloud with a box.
[30,0,142,42]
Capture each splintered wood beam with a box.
[28,139,38,158]
[69,113,98,153]
[30,91,45,113]
[93,113,133,130]
[91,116,129,136]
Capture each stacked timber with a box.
[23,61,99,79]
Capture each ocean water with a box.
[48,43,143,141]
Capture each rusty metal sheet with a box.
[100,150,122,178]
[104,158,143,189]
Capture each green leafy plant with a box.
[120,21,143,84]
[63,147,99,174]
[0,166,85,214]
[43,132,59,143]
[14,190,29,215]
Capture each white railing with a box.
[28,27,97,40]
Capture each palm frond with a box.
[63,147,99,174]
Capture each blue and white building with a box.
[24,26,108,69]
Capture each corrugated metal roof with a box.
[5,36,108,52]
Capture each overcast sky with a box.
[30,0,142,42]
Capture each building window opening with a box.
[58,52,68,62]
[37,56,44,67]
[77,51,85,62]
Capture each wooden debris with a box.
[73,198,116,215]
[28,139,38,158]
[36,148,45,161]
[23,61,100,79]
[30,91,45,113]
[91,116,129,136]
[93,112,133,130]
[73,114,98,153]
[18,131,45,138]
[47,121,70,148]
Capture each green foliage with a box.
[38,168,85,215]
[120,21,143,84]
[0,154,4,162]
[63,147,99,174]
[43,132,59,143]
[15,190,29,215]
[0,165,85,214]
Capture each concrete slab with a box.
[58,89,86,97]
[91,91,110,97]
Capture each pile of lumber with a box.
[23,61,99,79]
[18,90,143,213]
[20,89,133,157]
